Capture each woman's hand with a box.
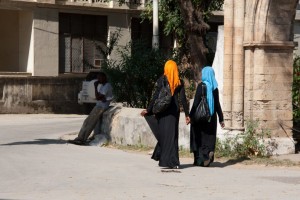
[185,116,191,125]
[220,121,225,129]
[140,110,148,117]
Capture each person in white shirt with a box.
[70,72,113,145]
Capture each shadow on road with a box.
[1,139,66,146]
[179,164,195,169]
[211,157,250,168]
[179,157,249,169]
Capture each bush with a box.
[102,40,177,108]
[215,120,276,158]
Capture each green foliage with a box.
[192,0,224,20]
[141,0,224,44]
[215,120,275,158]
[102,40,175,108]
[293,56,300,123]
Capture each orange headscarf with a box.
[164,60,181,95]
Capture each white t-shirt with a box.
[96,83,113,109]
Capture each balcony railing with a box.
[7,0,148,9]
[62,0,148,9]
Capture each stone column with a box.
[223,0,234,128]
[232,0,245,128]
[223,0,245,129]
[243,0,298,154]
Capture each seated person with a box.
[69,72,113,145]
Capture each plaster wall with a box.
[0,75,85,113]
[107,13,132,60]
[33,8,59,76]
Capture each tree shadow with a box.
[210,157,250,168]
[1,138,67,146]
[180,157,250,169]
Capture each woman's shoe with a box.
[203,151,214,167]
[68,139,85,145]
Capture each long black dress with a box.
[146,75,189,168]
[189,82,224,165]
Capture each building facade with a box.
[0,0,154,113]
[0,0,151,76]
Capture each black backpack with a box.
[152,76,172,114]
[193,83,211,122]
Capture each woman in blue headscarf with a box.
[189,66,225,167]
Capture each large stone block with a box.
[251,109,293,122]
[103,107,191,149]
[252,100,292,111]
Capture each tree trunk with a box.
[178,0,209,81]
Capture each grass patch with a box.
[240,157,300,167]
[106,143,299,167]
[107,143,153,153]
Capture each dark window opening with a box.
[59,13,108,73]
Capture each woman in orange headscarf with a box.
[141,60,190,169]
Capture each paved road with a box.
[0,114,300,200]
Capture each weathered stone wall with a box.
[223,0,298,154]
[0,75,86,113]
[243,0,297,137]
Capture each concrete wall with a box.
[0,75,86,113]
[98,106,294,154]
[0,10,19,71]
[107,12,133,60]
[33,8,59,76]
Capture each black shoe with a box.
[68,139,85,145]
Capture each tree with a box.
[142,0,224,80]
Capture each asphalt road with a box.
[0,114,300,200]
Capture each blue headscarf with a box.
[201,66,218,116]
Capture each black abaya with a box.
[189,82,224,165]
[146,76,189,168]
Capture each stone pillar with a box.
[223,0,234,128]
[243,0,298,154]
[223,0,245,129]
[232,0,245,128]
